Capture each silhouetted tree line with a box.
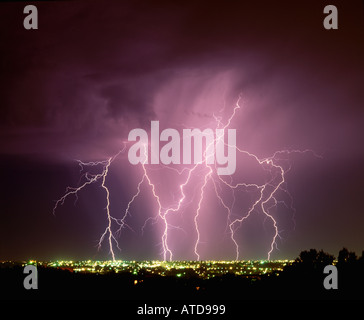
[289,247,364,269]
[277,248,364,300]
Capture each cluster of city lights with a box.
[9,260,294,279]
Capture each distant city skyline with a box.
[2,259,293,281]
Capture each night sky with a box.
[1,0,363,261]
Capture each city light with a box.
[3,260,294,279]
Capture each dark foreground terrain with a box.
[1,249,363,301]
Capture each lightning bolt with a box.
[53,96,320,261]
[53,150,124,260]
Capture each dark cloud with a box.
[0,0,363,260]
